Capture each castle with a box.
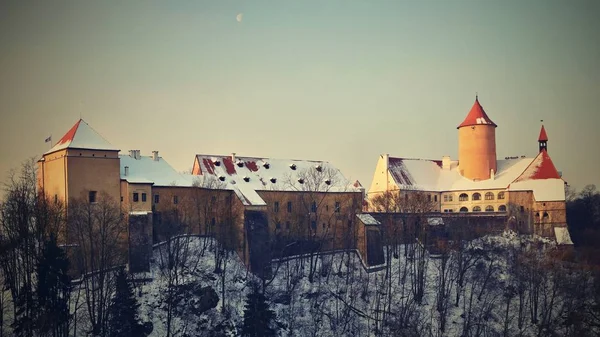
[367,96,572,243]
[36,97,573,273]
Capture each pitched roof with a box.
[193,154,359,206]
[538,125,548,142]
[44,119,118,155]
[457,97,497,129]
[386,156,533,191]
[120,154,196,187]
[513,150,561,181]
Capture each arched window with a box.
[485,192,494,200]
[472,193,481,201]
[459,193,469,201]
[543,212,549,220]
[485,205,494,212]
[473,206,481,212]
[498,205,507,212]
[535,212,540,219]
[497,192,505,200]
[460,207,469,212]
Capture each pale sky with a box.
[1,0,599,193]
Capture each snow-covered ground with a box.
[122,231,595,337]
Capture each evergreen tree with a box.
[108,268,146,337]
[241,282,276,337]
[35,235,71,337]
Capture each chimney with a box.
[124,166,129,176]
[490,168,495,180]
[152,151,159,161]
[231,152,236,163]
[442,156,451,170]
[129,150,135,158]
[136,150,141,160]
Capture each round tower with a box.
[457,96,497,181]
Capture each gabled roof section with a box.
[120,154,196,187]
[513,150,561,182]
[386,156,534,192]
[457,97,497,129]
[44,119,118,155]
[193,154,359,206]
[538,125,548,142]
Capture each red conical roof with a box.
[538,125,548,142]
[457,97,497,129]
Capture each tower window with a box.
[89,191,97,203]
[133,193,139,202]
[142,193,147,202]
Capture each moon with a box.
[236,13,243,23]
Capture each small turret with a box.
[538,124,548,153]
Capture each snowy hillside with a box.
[127,231,599,337]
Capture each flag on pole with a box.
[45,136,52,143]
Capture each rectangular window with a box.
[434,195,438,202]
[287,201,292,213]
[89,191,97,203]
[154,194,159,203]
[520,206,524,213]
[276,222,281,230]
[311,201,317,213]
[174,196,179,204]
[449,209,454,213]
[142,193,147,202]
[443,195,448,202]
[449,195,453,202]
[54,194,58,203]
[211,196,216,203]
[274,201,279,213]
[120,196,123,202]
[311,220,316,230]
[133,192,139,202]
[286,221,290,229]
[428,195,432,202]
[335,201,341,213]
[211,217,216,226]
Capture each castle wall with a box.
[65,149,120,204]
[38,149,68,204]
[458,125,497,181]
[532,200,567,237]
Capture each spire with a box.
[538,122,548,152]
[457,96,497,129]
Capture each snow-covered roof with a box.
[45,119,118,154]
[508,179,566,201]
[387,157,533,192]
[513,150,561,181]
[120,155,197,187]
[356,214,380,226]
[554,227,573,245]
[193,154,360,206]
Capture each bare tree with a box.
[68,192,126,336]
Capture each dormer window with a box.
[290,164,297,170]
[263,162,270,169]
[218,176,225,181]
[324,179,331,185]
[236,161,244,168]
[270,177,277,183]
[214,160,221,166]
[315,165,322,172]
[298,178,304,184]
[243,176,250,182]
